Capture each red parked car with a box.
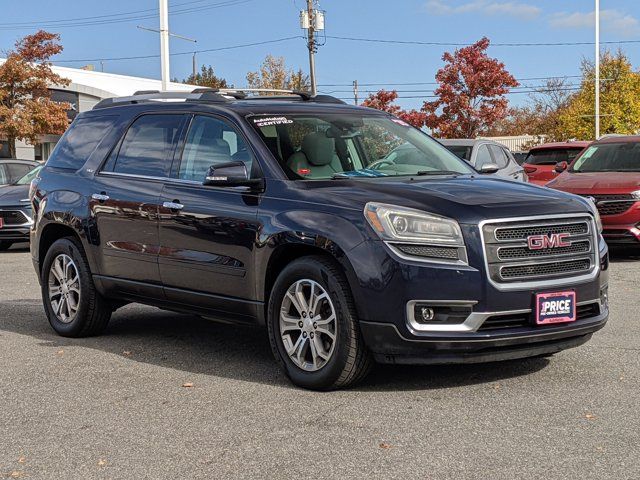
[547,136,640,246]
[523,141,591,185]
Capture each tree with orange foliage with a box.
[422,37,518,138]
[362,89,426,129]
[0,31,70,158]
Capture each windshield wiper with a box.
[415,170,463,176]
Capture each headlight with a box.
[631,190,640,200]
[364,202,464,245]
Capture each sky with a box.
[1,0,639,110]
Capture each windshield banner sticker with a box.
[253,116,294,128]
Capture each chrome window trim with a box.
[479,213,600,292]
[406,298,602,334]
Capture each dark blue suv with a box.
[30,89,609,390]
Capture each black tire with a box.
[0,241,13,251]
[41,237,111,337]
[267,256,372,390]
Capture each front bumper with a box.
[347,223,609,365]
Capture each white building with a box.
[0,60,196,161]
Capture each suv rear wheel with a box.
[41,237,111,337]
[267,256,372,390]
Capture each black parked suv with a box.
[30,89,609,390]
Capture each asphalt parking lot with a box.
[1,244,639,479]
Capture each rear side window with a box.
[47,115,117,170]
[0,165,8,184]
[104,114,185,178]
[525,148,582,165]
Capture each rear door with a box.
[158,114,262,321]
[91,113,188,296]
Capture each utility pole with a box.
[353,80,359,105]
[306,0,317,95]
[594,0,600,139]
[300,1,324,96]
[192,52,197,79]
[159,0,170,91]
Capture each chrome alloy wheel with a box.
[48,254,81,324]
[279,279,337,372]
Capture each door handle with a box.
[91,193,110,202]
[163,201,184,211]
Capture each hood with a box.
[0,184,30,207]
[547,171,640,193]
[303,175,591,224]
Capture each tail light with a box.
[524,166,537,174]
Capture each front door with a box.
[158,114,262,320]
[91,113,188,297]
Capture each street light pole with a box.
[595,0,600,139]
[159,0,170,91]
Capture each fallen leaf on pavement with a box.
[9,471,25,478]
[97,459,107,466]
[182,383,194,388]
[17,457,26,463]
[585,413,597,420]
[379,442,392,449]
[122,351,132,356]
[56,350,64,355]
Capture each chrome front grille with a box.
[0,210,30,226]
[482,216,598,287]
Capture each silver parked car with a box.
[439,139,527,182]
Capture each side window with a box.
[106,114,184,178]
[0,165,8,184]
[8,164,31,182]
[47,115,117,170]
[177,115,254,182]
[488,145,509,168]
[475,145,493,168]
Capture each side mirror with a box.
[203,161,264,190]
[554,161,568,173]
[478,163,500,174]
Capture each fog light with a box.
[420,307,435,321]
[411,303,472,325]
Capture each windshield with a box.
[443,145,472,161]
[571,143,640,172]
[15,165,42,185]
[525,148,583,166]
[248,114,474,179]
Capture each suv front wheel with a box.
[267,256,372,390]
[41,237,111,337]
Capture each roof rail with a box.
[93,90,229,109]
[93,88,346,110]
[204,88,345,104]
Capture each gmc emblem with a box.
[527,233,571,250]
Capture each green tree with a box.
[559,50,640,139]
[184,65,230,89]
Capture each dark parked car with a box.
[439,139,527,182]
[0,159,39,186]
[547,136,640,247]
[0,165,42,250]
[30,89,609,390]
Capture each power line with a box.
[330,87,583,101]
[318,76,583,87]
[325,35,640,47]
[0,0,254,30]
[51,36,302,64]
